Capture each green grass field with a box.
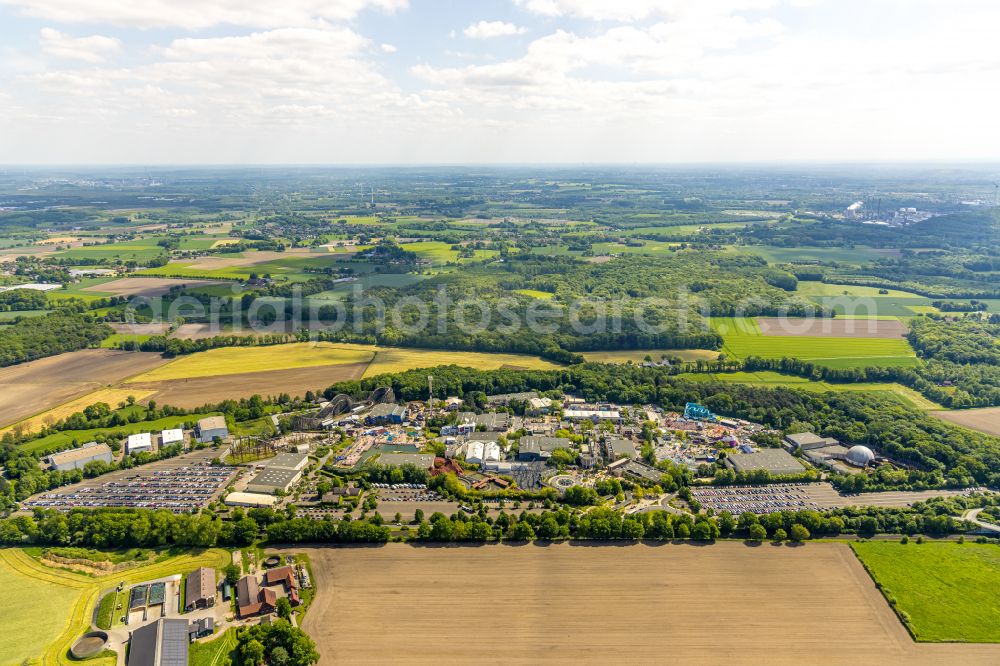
[675,371,942,409]
[514,289,556,299]
[707,317,918,368]
[0,547,232,666]
[707,317,761,336]
[57,238,168,262]
[0,309,47,321]
[0,549,82,665]
[721,334,919,368]
[190,628,239,666]
[794,282,924,298]
[17,410,220,454]
[852,541,1000,642]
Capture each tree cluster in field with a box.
[908,316,1000,366]
[236,618,319,666]
[0,313,111,367]
[931,300,989,312]
[0,288,48,311]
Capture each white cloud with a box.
[1,0,408,29]
[514,0,798,22]
[463,20,527,39]
[39,27,122,62]
[380,42,397,53]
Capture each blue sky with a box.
[1,0,998,164]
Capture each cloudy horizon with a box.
[2,0,999,165]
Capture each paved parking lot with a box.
[23,450,238,513]
[691,482,985,514]
[692,484,818,514]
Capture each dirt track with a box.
[295,542,1000,666]
[0,350,169,427]
[130,363,368,408]
[932,407,1000,437]
[757,317,908,338]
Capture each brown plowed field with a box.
[932,407,1000,436]
[757,317,908,338]
[82,277,228,297]
[130,362,368,408]
[296,542,1000,666]
[0,350,169,427]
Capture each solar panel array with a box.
[159,619,190,666]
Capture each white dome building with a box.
[846,445,876,468]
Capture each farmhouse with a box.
[188,618,213,642]
[48,442,112,471]
[127,617,189,666]
[126,432,153,455]
[196,416,229,443]
[184,567,216,611]
[237,575,276,618]
[263,565,301,605]
[725,448,805,476]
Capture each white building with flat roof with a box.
[161,429,184,446]
[126,432,153,455]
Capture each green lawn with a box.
[795,282,924,298]
[57,238,168,262]
[676,371,943,409]
[190,628,239,666]
[706,316,919,368]
[0,309,47,320]
[852,541,1000,642]
[0,550,82,665]
[514,289,555,299]
[19,411,220,455]
[721,334,918,367]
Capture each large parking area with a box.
[691,482,985,514]
[692,484,818,514]
[24,451,237,512]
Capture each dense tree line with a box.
[0,313,111,367]
[236,618,319,666]
[8,492,992,549]
[0,288,48,311]
[908,317,1000,366]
